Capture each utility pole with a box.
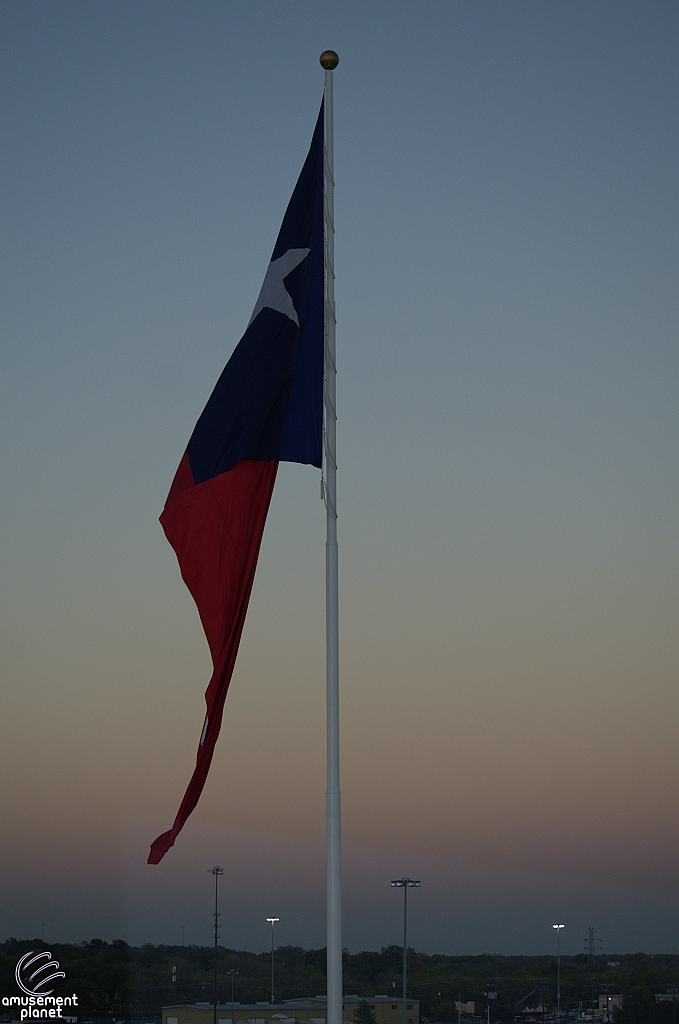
[208,867,224,1024]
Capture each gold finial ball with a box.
[320,50,339,70]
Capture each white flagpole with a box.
[320,48,342,1024]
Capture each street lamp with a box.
[552,924,565,1012]
[228,970,238,1008]
[266,917,280,1003]
[391,878,421,1024]
[208,868,224,1024]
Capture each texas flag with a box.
[148,103,324,865]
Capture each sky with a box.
[1,0,678,959]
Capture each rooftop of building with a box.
[165,997,419,1010]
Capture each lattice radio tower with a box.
[585,926,603,961]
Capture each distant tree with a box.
[614,992,674,1024]
[354,1001,377,1024]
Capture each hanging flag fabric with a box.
[148,102,324,865]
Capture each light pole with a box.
[266,917,279,1003]
[208,867,224,1024]
[391,878,421,1024]
[552,924,565,1012]
[228,970,238,1008]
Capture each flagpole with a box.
[320,48,342,1024]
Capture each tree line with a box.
[1,940,678,1024]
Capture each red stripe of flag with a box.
[148,457,278,865]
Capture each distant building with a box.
[598,995,623,1014]
[455,1002,475,1016]
[163,996,419,1024]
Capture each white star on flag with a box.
[248,247,310,328]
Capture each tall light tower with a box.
[208,867,224,1024]
[391,879,421,1024]
[266,917,280,1003]
[553,924,565,1012]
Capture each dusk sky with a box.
[1,1,678,957]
